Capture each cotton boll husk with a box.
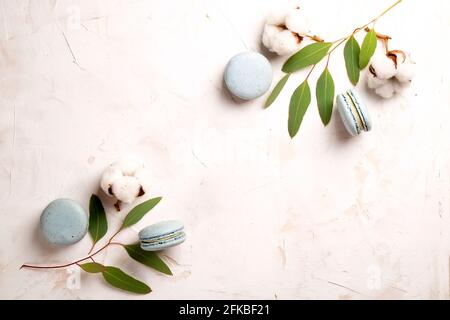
[100,166,123,196]
[395,60,415,83]
[111,176,141,204]
[285,8,310,35]
[370,54,397,80]
[375,82,395,98]
[367,72,387,89]
[262,24,280,49]
[134,168,150,193]
[270,30,301,55]
[116,155,145,176]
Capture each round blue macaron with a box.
[139,220,186,251]
[224,51,273,100]
[336,89,372,136]
[40,198,88,246]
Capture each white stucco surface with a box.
[0,0,449,299]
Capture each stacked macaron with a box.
[336,89,372,136]
[139,220,186,251]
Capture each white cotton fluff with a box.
[266,9,286,25]
[262,7,311,56]
[270,30,301,56]
[100,156,149,208]
[375,82,396,99]
[285,8,310,35]
[110,176,141,204]
[393,80,409,92]
[367,72,388,89]
[262,24,280,49]
[395,59,415,83]
[100,166,123,195]
[370,54,397,80]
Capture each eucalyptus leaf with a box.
[79,262,106,273]
[282,42,332,73]
[88,194,108,245]
[344,36,360,85]
[288,80,311,138]
[264,73,290,108]
[102,266,151,294]
[121,197,162,229]
[316,68,335,126]
[124,244,172,276]
[359,29,377,69]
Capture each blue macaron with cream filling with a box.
[336,89,372,136]
[139,220,186,251]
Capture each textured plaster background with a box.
[0,0,449,299]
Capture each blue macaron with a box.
[224,51,273,100]
[40,198,88,246]
[139,220,186,251]
[336,89,372,136]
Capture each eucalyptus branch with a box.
[264,0,403,138]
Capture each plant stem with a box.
[87,225,122,255]
[371,0,402,24]
[87,242,96,254]
[325,54,331,68]
[303,34,324,42]
[329,37,348,55]
[20,241,123,270]
[305,64,316,80]
[330,0,402,52]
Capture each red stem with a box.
[20,242,122,270]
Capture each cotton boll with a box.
[367,72,387,89]
[100,156,148,210]
[100,166,123,196]
[285,8,310,35]
[111,176,141,204]
[375,82,395,98]
[116,155,145,176]
[395,60,415,83]
[370,54,397,79]
[262,24,280,49]
[270,30,301,55]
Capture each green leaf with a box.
[315,68,335,126]
[344,36,360,85]
[79,262,106,273]
[124,244,172,275]
[288,80,311,138]
[88,194,108,245]
[282,42,332,73]
[264,73,290,108]
[121,197,162,229]
[359,29,377,69]
[102,266,151,294]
